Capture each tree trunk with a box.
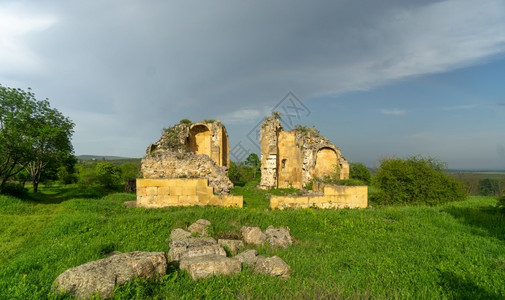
[32,180,39,193]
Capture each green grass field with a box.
[1,185,505,299]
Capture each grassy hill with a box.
[1,185,504,299]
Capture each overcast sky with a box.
[1,0,505,169]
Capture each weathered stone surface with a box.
[188,219,211,236]
[179,254,241,280]
[259,116,350,189]
[141,120,232,194]
[254,256,291,279]
[234,249,259,267]
[141,151,233,194]
[218,239,244,255]
[124,201,136,208]
[241,226,266,246]
[52,251,167,299]
[264,226,293,248]
[167,228,192,242]
[168,238,226,262]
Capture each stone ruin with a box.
[259,116,350,189]
[142,120,232,194]
[135,117,365,209]
[137,120,242,208]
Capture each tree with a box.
[1,86,39,190]
[349,162,372,185]
[95,162,122,190]
[244,153,261,179]
[0,85,74,192]
[25,100,74,192]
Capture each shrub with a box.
[0,183,28,198]
[373,156,467,205]
[95,162,122,190]
[497,196,505,212]
[349,162,372,185]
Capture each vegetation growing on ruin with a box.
[161,122,190,151]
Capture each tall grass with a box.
[1,186,504,299]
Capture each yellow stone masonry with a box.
[270,183,367,210]
[136,178,243,208]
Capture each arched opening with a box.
[189,125,211,157]
[314,147,338,179]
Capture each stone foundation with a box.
[136,178,243,208]
[270,183,367,210]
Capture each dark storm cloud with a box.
[1,0,505,157]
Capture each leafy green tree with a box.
[95,162,122,190]
[374,156,467,205]
[349,162,372,185]
[244,153,261,178]
[57,155,78,184]
[25,100,74,192]
[0,85,37,190]
[0,85,74,192]
[119,162,140,180]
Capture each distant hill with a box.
[77,155,139,161]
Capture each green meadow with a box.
[1,184,504,299]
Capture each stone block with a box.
[52,251,166,299]
[158,186,170,195]
[241,226,266,246]
[218,239,244,255]
[145,186,158,196]
[181,186,197,196]
[179,255,241,280]
[234,249,259,267]
[254,256,291,279]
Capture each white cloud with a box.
[0,3,57,75]
[381,109,406,116]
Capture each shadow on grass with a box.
[442,205,505,242]
[439,271,502,299]
[25,184,116,204]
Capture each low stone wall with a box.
[137,178,243,208]
[270,183,367,210]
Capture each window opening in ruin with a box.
[282,159,287,169]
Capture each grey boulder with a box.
[52,251,167,299]
[179,254,241,280]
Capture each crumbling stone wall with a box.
[141,120,232,194]
[259,117,349,189]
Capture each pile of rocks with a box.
[52,219,293,299]
[167,219,292,280]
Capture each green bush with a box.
[497,196,505,212]
[0,183,28,198]
[95,162,122,190]
[349,162,372,185]
[373,156,467,205]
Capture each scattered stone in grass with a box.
[254,256,291,279]
[264,226,293,249]
[166,228,192,243]
[179,254,241,280]
[241,226,266,246]
[52,251,166,299]
[234,249,259,267]
[123,201,136,208]
[168,237,226,262]
[188,219,211,236]
[218,239,244,255]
